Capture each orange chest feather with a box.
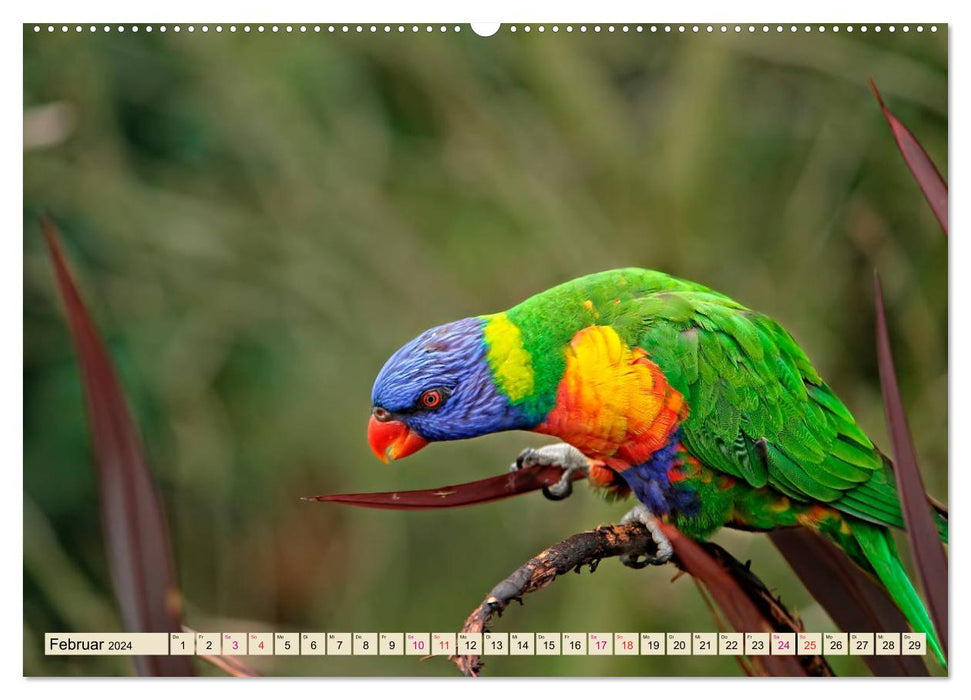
[534,325,687,466]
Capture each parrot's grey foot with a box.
[510,442,590,501]
[619,503,673,568]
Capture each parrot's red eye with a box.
[420,390,442,408]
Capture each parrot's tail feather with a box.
[935,512,948,544]
[929,499,948,544]
[852,521,946,667]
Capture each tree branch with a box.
[451,521,832,677]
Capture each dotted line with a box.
[505,24,937,34]
[30,24,939,35]
[30,24,465,34]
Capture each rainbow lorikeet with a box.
[368,268,947,664]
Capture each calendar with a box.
[44,632,927,657]
[24,15,949,682]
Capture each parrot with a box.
[367,268,947,665]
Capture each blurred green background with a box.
[23,24,947,676]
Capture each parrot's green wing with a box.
[511,267,903,529]
[621,285,904,530]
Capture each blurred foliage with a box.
[23,24,946,676]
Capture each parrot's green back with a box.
[505,268,945,664]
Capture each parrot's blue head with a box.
[368,317,530,462]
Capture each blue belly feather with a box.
[617,430,699,515]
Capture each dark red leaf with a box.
[873,273,947,661]
[771,529,928,676]
[305,464,584,509]
[870,79,948,234]
[42,217,193,676]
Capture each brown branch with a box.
[451,521,832,678]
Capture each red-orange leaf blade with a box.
[870,79,948,234]
[305,464,584,509]
[42,217,193,676]
[873,273,948,662]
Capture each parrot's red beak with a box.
[368,415,428,463]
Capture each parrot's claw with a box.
[542,471,575,501]
[619,503,673,567]
[510,443,590,502]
